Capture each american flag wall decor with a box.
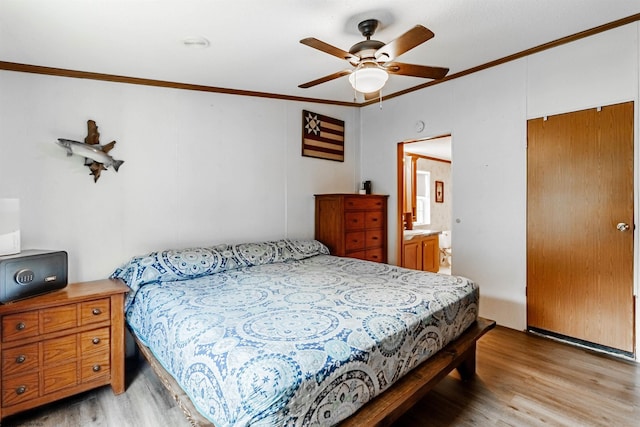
[302,110,345,162]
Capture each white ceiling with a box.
[405,136,452,161]
[1,1,639,105]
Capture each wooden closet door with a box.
[527,101,635,353]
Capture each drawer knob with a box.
[16,322,26,331]
[92,337,101,345]
[16,355,26,364]
[92,308,102,315]
[15,385,26,395]
[92,364,101,372]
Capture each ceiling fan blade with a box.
[298,69,352,89]
[385,62,449,80]
[300,38,358,62]
[375,25,434,62]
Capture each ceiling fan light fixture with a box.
[348,63,388,93]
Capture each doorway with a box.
[397,136,452,273]
[526,101,635,356]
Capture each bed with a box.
[111,239,494,426]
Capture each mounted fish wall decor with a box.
[55,120,124,182]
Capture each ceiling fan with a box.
[298,19,449,98]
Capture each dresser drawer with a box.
[364,211,383,229]
[365,230,383,248]
[345,212,365,230]
[2,343,39,376]
[365,248,384,263]
[345,232,365,251]
[2,372,39,407]
[344,197,385,210]
[81,328,110,354]
[80,298,110,326]
[81,352,110,382]
[347,250,367,260]
[41,304,77,334]
[2,311,39,342]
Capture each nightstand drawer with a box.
[2,311,39,342]
[43,361,77,394]
[81,352,110,382]
[2,343,39,376]
[81,328,110,354]
[80,299,110,325]
[41,304,77,334]
[43,334,77,364]
[2,372,39,407]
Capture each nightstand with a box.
[0,279,128,421]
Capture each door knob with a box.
[616,222,630,232]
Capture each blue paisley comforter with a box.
[112,239,478,426]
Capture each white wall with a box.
[361,22,639,352]
[1,22,638,355]
[0,71,360,282]
[415,157,451,231]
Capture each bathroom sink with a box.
[403,229,440,240]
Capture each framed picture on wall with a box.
[435,180,444,203]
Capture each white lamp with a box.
[0,199,20,256]
[348,62,388,93]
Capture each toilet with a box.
[439,230,452,267]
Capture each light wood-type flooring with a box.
[3,326,639,426]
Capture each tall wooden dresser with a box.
[0,279,128,421]
[315,193,388,263]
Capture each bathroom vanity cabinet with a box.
[403,232,440,273]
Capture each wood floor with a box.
[3,326,639,426]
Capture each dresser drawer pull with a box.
[16,355,26,364]
[92,308,102,315]
[92,337,101,345]
[15,385,27,395]
[16,322,26,331]
[92,364,101,372]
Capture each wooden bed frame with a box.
[133,317,496,427]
